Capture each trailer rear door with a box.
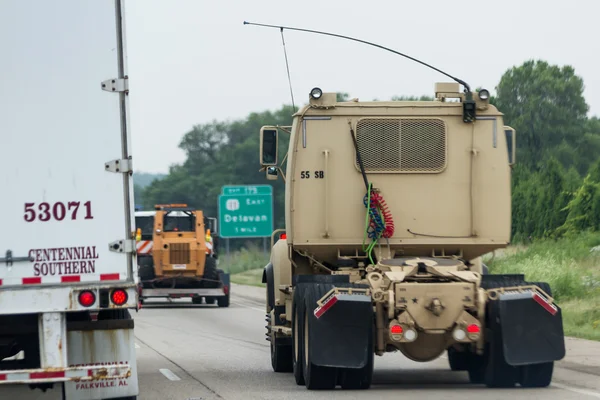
[0,0,134,288]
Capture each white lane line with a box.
[231,300,264,312]
[159,368,181,381]
[552,382,600,399]
[135,343,141,349]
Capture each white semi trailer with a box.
[0,1,139,398]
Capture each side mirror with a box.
[260,126,278,166]
[266,166,279,181]
[504,126,516,165]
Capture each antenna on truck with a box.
[243,21,472,93]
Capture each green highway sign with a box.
[218,185,273,238]
[222,185,272,196]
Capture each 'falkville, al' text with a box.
[29,246,100,276]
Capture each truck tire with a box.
[302,284,338,390]
[292,284,306,385]
[447,346,470,371]
[517,281,554,388]
[138,256,155,283]
[270,326,293,372]
[203,257,219,288]
[217,293,230,307]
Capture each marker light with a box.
[390,325,403,335]
[111,289,128,306]
[403,329,417,341]
[479,89,490,100]
[453,328,466,341]
[310,87,323,99]
[78,291,96,307]
[467,324,481,334]
[280,233,287,240]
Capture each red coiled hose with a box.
[370,191,395,238]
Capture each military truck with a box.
[258,84,565,390]
[135,204,229,307]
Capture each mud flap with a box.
[497,290,566,366]
[308,288,373,369]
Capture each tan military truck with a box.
[258,84,565,390]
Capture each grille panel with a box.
[169,243,191,265]
[355,118,447,173]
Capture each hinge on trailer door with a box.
[101,77,129,93]
[109,240,135,254]
[105,157,132,174]
[0,250,33,266]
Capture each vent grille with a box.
[169,243,191,265]
[355,118,447,173]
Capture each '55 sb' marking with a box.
[300,171,324,179]
[24,201,94,222]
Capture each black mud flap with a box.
[497,291,566,366]
[308,288,373,369]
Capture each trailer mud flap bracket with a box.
[495,290,565,366]
[309,288,373,369]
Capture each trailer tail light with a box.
[111,289,128,306]
[467,324,480,334]
[390,325,403,335]
[78,291,96,307]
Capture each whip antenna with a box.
[243,21,471,93]
[279,27,296,112]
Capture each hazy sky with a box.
[124,0,600,174]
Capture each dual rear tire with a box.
[290,283,374,390]
[451,280,555,388]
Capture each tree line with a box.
[135,59,600,248]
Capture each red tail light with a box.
[467,324,480,334]
[78,291,96,307]
[111,289,128,306]
[390,325,403,335]
[280,233,287,240]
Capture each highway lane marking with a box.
[159,368,181,381]
[552,382,600,398]
[231,300,264,312]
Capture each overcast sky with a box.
[124,0,600,174]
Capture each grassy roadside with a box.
[219,244,267,287]
[484,231,600,341]
[223,233,600,341]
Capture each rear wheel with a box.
[292,286,306,385]
[270,320,293,372]
[203,257,219,288]
[465,351,486,384]
[137,256,155,285]
[217,293,229,308]
[448,346,470,371]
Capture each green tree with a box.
[495,60,589,171]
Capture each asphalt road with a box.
[2,284,600,400]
